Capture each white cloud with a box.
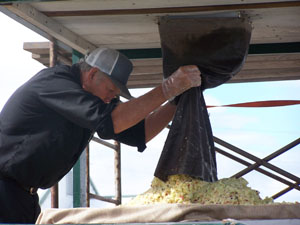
[0,13,46,110]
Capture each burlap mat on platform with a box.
[36,203,300,224]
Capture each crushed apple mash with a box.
[126,174,273,205]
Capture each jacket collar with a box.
[70,63,82,86]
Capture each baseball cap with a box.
[85,47,133,99]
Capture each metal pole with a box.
[86,144,90,207]
[71,49,86,208]
[214,136,300,184]
[233,137,300,178]
[114,141,121,205]
[51,184,59,208]
[49,39,57,67]
[272,182,300,199]
[215,147,300,191]
[50,38,58,208]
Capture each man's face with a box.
[83,68,121,103]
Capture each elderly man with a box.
[0,47,201,223]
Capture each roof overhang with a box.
[1,0,300,88]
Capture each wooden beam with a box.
[23,42,51,54]
[32,53,72,66]
[130,54,300,74]
[23,42,300,87]
[6,3,97,54]
[131,53,300,65]
[128,53,300,87]
[127,80,162,89]
[121,43,300,59]
[42,1,300,17]
[127,67,300,88]
[232,68,300,82]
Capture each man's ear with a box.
[82,67,98,90]
[87,67,98,81]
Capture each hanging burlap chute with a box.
[154,15,252,182]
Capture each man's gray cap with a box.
[85,47,132,99]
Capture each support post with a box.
[50,38,59,208]
[114,141,121,205]
[71,49,89,207]
[85,145,90,207]
[73,148,89,207]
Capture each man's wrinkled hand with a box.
[162,65,201,101]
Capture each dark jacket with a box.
[0,64,146,189]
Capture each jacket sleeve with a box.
[97,118,146,152]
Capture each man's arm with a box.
[111,65,201,134]
[144,102,176,142]
[111,85,167,134]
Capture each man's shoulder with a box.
[45,64,71,74]
[52,64,81,84]
[36,64,80,82]
[33,64,70,79]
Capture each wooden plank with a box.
[22,4,299,49]
[31,0,298,12]
[22,41,300,87]
[24,43,72,57]
[6,3,97,54]
[127,68,300,89]
[131,65,162,75]
[51,8,300,47]
[25,43,300,66]
[89,33,160,46]
[39,1,300,17]
[23,42,50,54]
[4,1,300,53]
[132,58,162,66]
[130,57,300,75]
[94,42,161,50]
[245,53,300,62]
[31,53,50,65]
[243,59,300,70]
[131,54,300,66]
[129,74,163,82]
[232,68,300,82]
[131,62,300,73]
[32,53,72,66]
[132,53,300,64]
[127,79,162,89]
[249,7,300,44]
[128,67,300,88]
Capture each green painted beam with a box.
[72,49,83,64]
[72,49,84,208]
[73,161,81,207]
[249,42,300,54]
[119,48,162,59]
[71,41,300,61]
[120,42,300,59]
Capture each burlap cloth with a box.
[36,203,300,224]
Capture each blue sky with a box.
[206,81,300,150]
[0,12,299,208]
